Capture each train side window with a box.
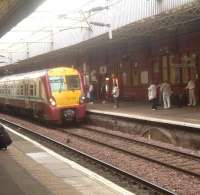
[3,85,5,95]
[7,85,10,95]
[28,82,37,97]
[5,85,7,95]
[11,85,14,96]
[8,83,11,95]
[20,85,24,96]
[29,84,34,96]
[17,85,20,96]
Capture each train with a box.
[0,67,86,124]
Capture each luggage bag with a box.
[0,125,12,150]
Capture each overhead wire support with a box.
[87,0,112,39]
[80,10,93,32]
[59,26,91,32]
[87,6,109,13]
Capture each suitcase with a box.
[0,125,12,150]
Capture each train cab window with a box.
[49,76,65,92]
[66,75,80,90]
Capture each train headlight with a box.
[79,96,86,104]
[49,97,56,106]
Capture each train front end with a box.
[47,67,86,123]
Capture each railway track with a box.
[58,125,200,178]
[0,118,175,195]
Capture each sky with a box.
[0,0,108,63]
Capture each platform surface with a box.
[0,127,133,195]
[87,101,200,128]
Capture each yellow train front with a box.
[46,67,86,123]
[0,66,86,124]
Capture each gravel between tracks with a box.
[1,113,200,194]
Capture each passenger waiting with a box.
[87,83,94,104]
[112,84,119,108]
[160,81,172,109]
[104,77,110,103]
[185,78,196,106]
[148,82,157,110]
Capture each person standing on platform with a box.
[111,73,119,89]
[103,77,110,103]
[100,80,106,103]
[112,84,119,108]
[156,82,162,107]
[186,78,196,106]
[88,82,94,104]
[148,82,157,110]
[160,81,172,109]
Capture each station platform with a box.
[87,101,200,129]
[1,127,133,195]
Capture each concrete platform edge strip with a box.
[5,125,135,195]
[87,109,200,129]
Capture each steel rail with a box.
[83,125,200,159]
[57,126,200,178]
[0,118,176,195]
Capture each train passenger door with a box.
[24,79,30,109]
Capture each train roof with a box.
[0,66,78,82]
[0,69,47,82]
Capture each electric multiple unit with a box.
[0,67,86,124]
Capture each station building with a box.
[74,0,200,101]
[1,0,200,102]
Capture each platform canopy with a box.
[0,0,200,74]
[0,0,45,38]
